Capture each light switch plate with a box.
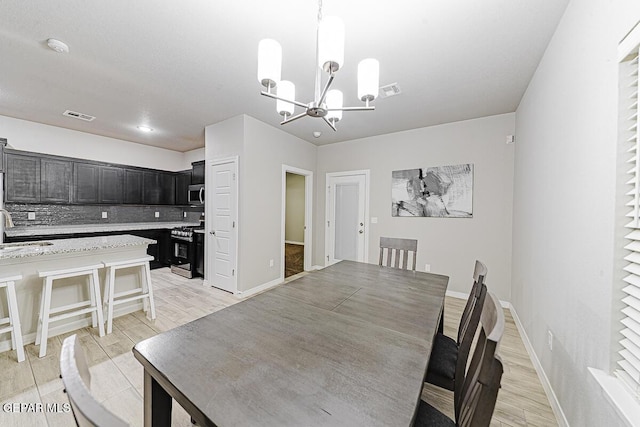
[28,212,36,220]
[371,217,378,224]
[155,212,160,218]
[102,212,108,219]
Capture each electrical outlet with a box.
[371,217,378,224]
[547,330,553,351]
[102,212,108,219]
[269,259,274,267]
[424,264,431,272]
[183,212,187,218]
[155,212,160,218]
[28,212,36,220]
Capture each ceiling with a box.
[0,0,569,152]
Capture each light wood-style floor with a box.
[0,268,557,426]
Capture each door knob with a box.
[210,231,216,235]
[359,230,364,234]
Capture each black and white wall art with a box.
[391,164,473,217]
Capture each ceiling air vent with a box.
[63,110,96,122]
[379,83,401,99]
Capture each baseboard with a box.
[509,304,569,427]
[235,277,283,299]
[311,265,324,271]
[284,240,304,246]
[445,290,510,308]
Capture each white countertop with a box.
[5,221,200,238]
[0,234,156,260]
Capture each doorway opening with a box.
[281,166,313,280]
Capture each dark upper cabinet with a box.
[99,166,124,204]
[5,153,40,202]
[124,169,143,204]
[175,170,191,205]
[73,163,99,204]
[192,161,205,185]
[41,158,72,203]
[143,171,175,205]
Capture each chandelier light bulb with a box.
[317,16,344,73]
[326,90,343,123]
[258,39,282,89]
[276,81,295,116]
[357,58,380,102]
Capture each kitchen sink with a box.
[0,241,53,251]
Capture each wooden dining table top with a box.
[133,260,449,427]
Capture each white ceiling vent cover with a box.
[63,110,96,122]
[379,83,401,99]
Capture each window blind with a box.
[620,44,640,396]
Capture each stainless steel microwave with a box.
[188,184,204,205]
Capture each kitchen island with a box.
[0,234,155,354]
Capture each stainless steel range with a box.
[170,226,198,278]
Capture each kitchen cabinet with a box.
[98,166,124,204]
[5,153,40,203]
[41,158,72,203]
[175,170,191,205]
[143,171,175,205]
[123,168,143,204]
[192,160,205,185]
[73,163,99,204]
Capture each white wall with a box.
[285,173,305,244]
[316,113,515,301]
[204,115,317,293]
[512,0,640,425]
[0,114,199,171]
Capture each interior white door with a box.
[209,160,237,293]
[327,174,367,264]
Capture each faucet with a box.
[0,209,14,228]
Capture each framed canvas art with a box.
[391,164,473,217]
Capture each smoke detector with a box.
[47,38,69,54]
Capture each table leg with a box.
[144,370,172,427]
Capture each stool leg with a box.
[106,267,116,334]
[39,278,53,358]
[6,282,25,363]
[89,274,98,328]
[35,283,46,346]
[144,262,156,320]
[140,267,149,313]
[91,269,105,337]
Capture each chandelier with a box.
[257,0,380,131]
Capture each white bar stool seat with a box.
[0,274,25,362]
[103,255,156,334]
[36,264,105,358]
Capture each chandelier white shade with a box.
[317,16,344,72]
[257,0,380,132]
[276,80,295,117]
[358,58,380,102]
[257,39,282,89]
[326,90,343,123]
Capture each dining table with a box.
[133,260,449,427]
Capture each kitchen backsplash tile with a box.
[6,203,204,227]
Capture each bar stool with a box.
[0,275,25,362]
[103,255,156,334]
[36,264,105,358]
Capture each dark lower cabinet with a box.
[195,231,205,278]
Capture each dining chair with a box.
[415,291,505,427]
[379,237,418,270]
[60,334,128,427]
[425,260,488,399]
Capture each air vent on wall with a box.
[63,110,96,122]
[379,83,402,99]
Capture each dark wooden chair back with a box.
[457,260,488,344]
[379,237,418,270]
[60,335,128,427]
[455,291,505,426]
